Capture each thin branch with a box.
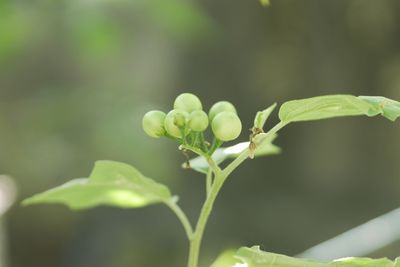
[221,121,287,181]
[165,200,194,240]
[180,144,222,175]
[180,144,208,158]
[206,169,213,196]
[206,157,221,175]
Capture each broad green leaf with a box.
[333,257,394,267]
[235,247,324,267]
[254,103,277,130]
[234,246,396,267]
[358,96,400,121]
[184,134,281,174]
[278,95,381,123]
[210,250,240,267]
[22,160,172,210]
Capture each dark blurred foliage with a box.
[1,0,400,266]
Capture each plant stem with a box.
[205,169,213,196]
[180,144,208,159]
[222,121,287,181]
[166,200,194,240]
[208,138,223,155]
[187,175,224,267]
[180,144,222,175]
[207,157,221,175]
[199,133,208,152]
[192,132,200,147]
[186,121,288,267]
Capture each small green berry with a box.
[209,101,237,121]
[164,109,190,138]
[142,110,167,138]
[188,110,209,132]
[211,111,242,141]
[173,111,187,128]
[174,93,203,113]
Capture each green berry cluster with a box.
[142,93,242,153]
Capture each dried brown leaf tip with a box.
[249,127,264,159]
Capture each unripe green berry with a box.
[211,111,242,141]
[142,110,167,138]
[164,109,190,138]
[174,93,203,113]
[173,111,187,128]
[188,110,209,132]
[209,101,237,121]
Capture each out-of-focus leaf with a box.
[260,0,271,7]
[0,2,32,61]
[184,134,280,174]
[147,0,213,40]
[69,13,123,60]
[22,161,172,210]
[210,250,240,267]
[254,103,277,129]
[234,246,396,267]
[358,96,400,121]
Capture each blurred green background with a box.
[1,0,400,266]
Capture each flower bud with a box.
[142,110,167,138]
[211,111,242,141]
[188,110,209,132]
[164,109,190,138]
[209,101,237,121]
[174,93,203,113]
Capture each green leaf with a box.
[184,134,281,174]
[234,246,396,267]
[22,160,172,210]
[334,257,394,267]
[278,95,380,123]
[210,250,240,267]
[279,95,400,124]
[358,96,400,121]
[254,103,277,130]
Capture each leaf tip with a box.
[20,198,33,207]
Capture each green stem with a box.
[208,138,223,155]
[199,133,208,153]
[166,200,194,240]
[186,121,288,267]
[180,144,208,158]
[187,175,224,267]
[180,145,221,175]
[205,169,213,196]
[180,128,188,145]
[207,157,221,175]
[222,121,287,181]
[191,132,200,147]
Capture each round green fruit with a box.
[164,109,190,138]
[188,110,209,132]
[142,110,167,138]
[211,111,242,141]
[209,101,237,121]
[174,93,203,113]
